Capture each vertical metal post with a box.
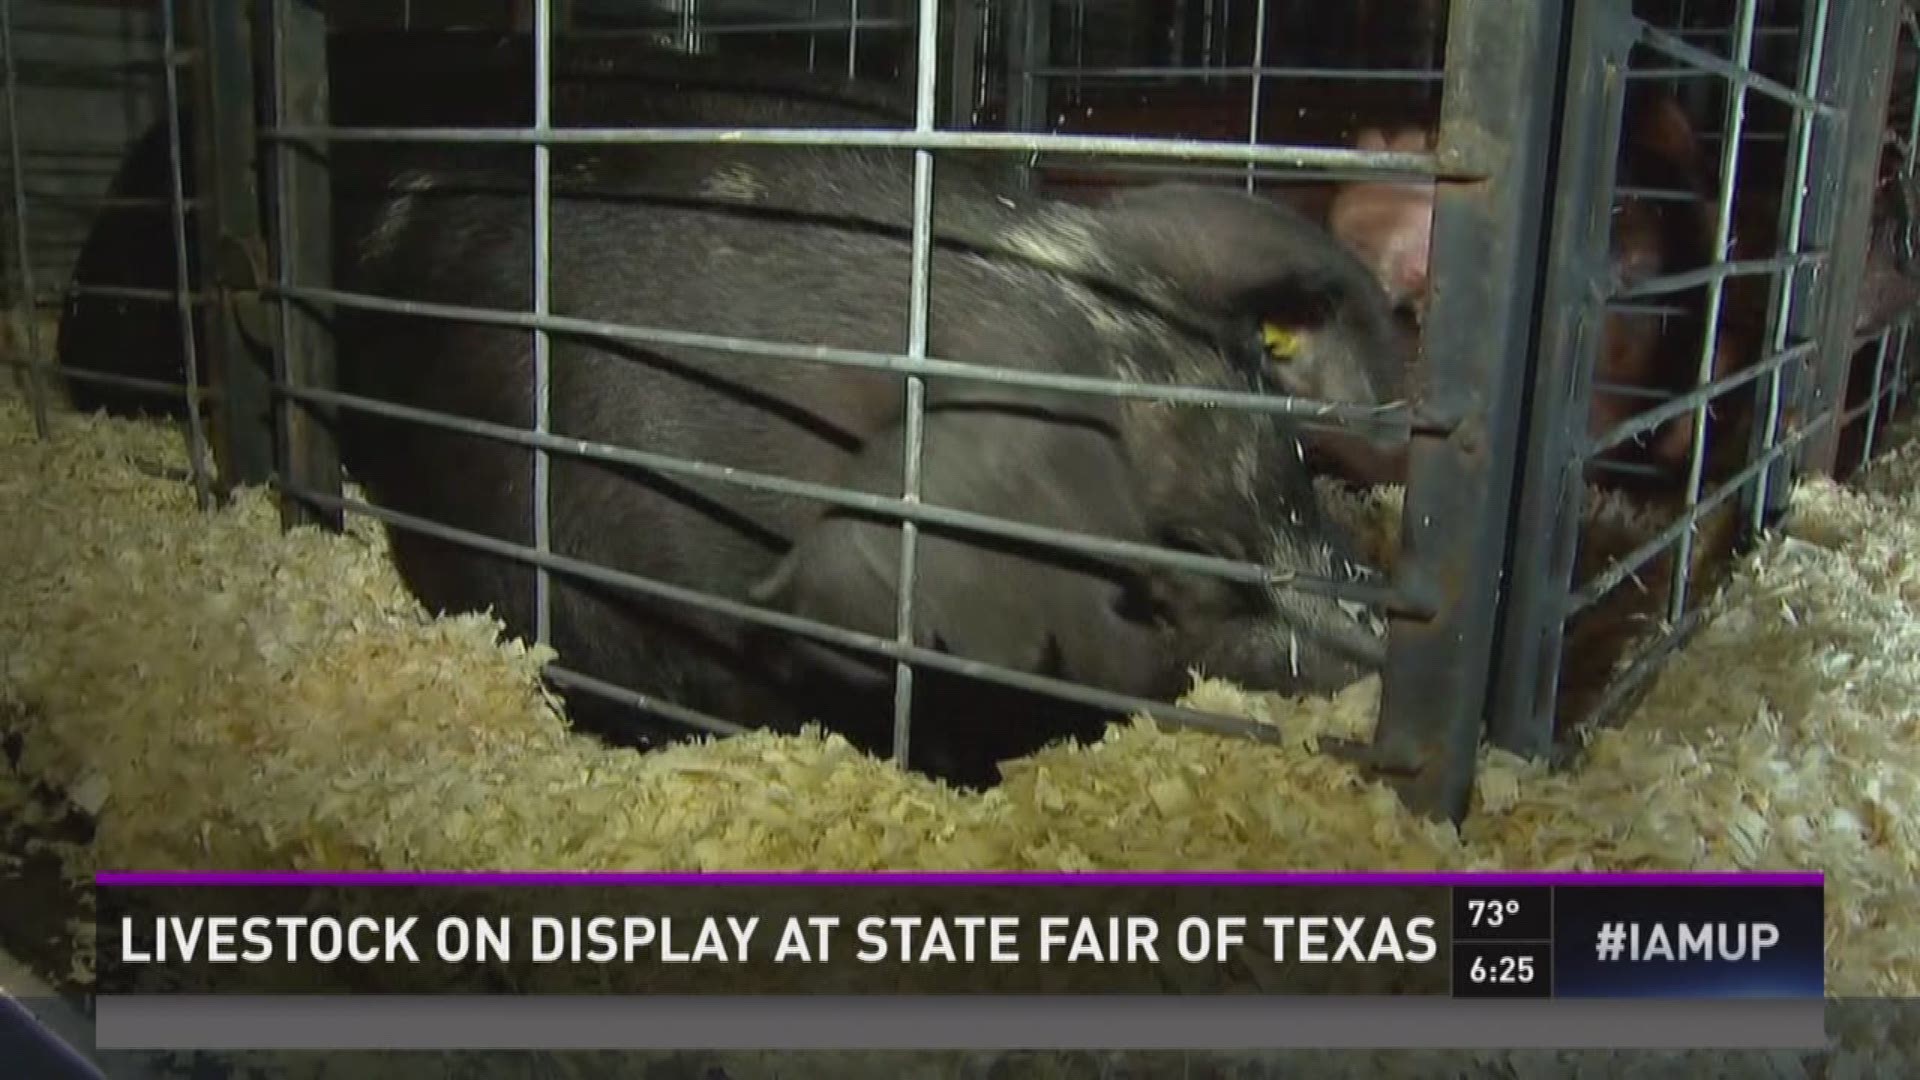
[0,0,47,439]
[1665,0,1757,625]
[533,0,554,650]
[889,0,940,769]
[160,0,215,510]
[1745,0,1829,536]
[846,0,860,77]
[1199,0,1215,74]
[1890,33,1920,427]
[1372,0,1568,820]
[677,0,702,55]
[186,0,276,495]
[1486,0,1638,759]
[1859,329,1892,466]
[1800,0,1903,477]
[1004,0,1051,160]
[1242,0,1269,195]
[1890,320,1915,428]
[265,0,341,532]
[1890,25,1920,429]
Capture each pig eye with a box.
[1260,321,1304,364]
[1109,575,1165,628]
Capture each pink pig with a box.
[1327,126,1436,326]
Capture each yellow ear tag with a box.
[1261,322,1302,362]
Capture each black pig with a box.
[325,66,1397,784]
[60,43,1403,784]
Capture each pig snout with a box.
[1175,609,1382,698]
[1138,523,1386,699]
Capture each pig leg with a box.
[751,407,1170,698]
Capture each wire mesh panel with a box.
[12,0,1909,825]
[234,0,1572,822]
[1490,0,1908,761]
[0,0,181,440]
[985,0,1565,818]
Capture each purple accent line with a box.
[94,871,1824,888]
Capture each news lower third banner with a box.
[91,871,1826,1050]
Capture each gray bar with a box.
[95,996,1826,1051]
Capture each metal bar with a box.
[1574,601,1713,739]
[565,18,912,37]
[676,0,696,54]
[1858,329,1893,467]
[1006,0,1053,180]
[1604,298,1693,316]
[544,665,748,738]
[1033,158,1441,186]
[806,0,819,72]
[1486,0,1639,758]
[1569,410,1834,619]
[1372,0,1567,819]
[1852,322,1907,348]
[1839,381,1895,428]
[1591,380,1680,400]
[286,485,1298,748]
[0,355,215,401]
[3,55,172,77]
[1666,0,1758,627]
[1906,21,1920,170]
[1636,22,1841,115]
[1022,64,1446,82]
[1801,0,1906,475]
[845,0,858,78]
[1614,183,1712,201]
[0,0,47,439]
[269,381,1408,624]
[1611,250,1824,299]
[15,192,197,209]
[266,0,341,533]
[1242,0,1268,195]
[532,0,554,653]
[13,139,166,158]
[1747,0,1831,535]
[258,124,1461,175]
[34,284,213,305]
[1588,338,1813,458]
[268,283,1418,434]
[159,0,214,511]
[887,0,940,769]
[1888,321,1916,435]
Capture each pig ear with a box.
[1354,128,1389,151]
[1092,182,1381,323]
[749,409,1167,695]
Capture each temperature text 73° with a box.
[1466,899,1522,929]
